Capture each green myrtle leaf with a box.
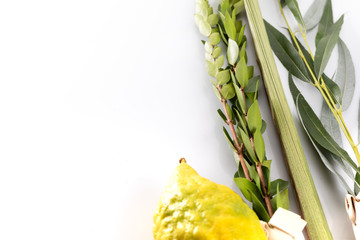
[271,187,289,211]
[237,25,245,46]
[254,129,265,162]
[215,55,224,68]
[248,66,254,79]
[209,32,221,45]
[315,0,333,46]
[213,46,221,58]
[314,15,344,79]
[227,38,239,65]
[221,83,236,99]
[223,126,236,150]
[212,85,221,101]
[234,177,264,204]
[234,109,248,134]
[262,159,271,169]
[207,14,219,26]
[235,57,248,87]
[216,69,230,85]
[264,20,310,82]
[226,102,233,121]
[235,20,243,32]
[244,76,260,93]
[218,22,228,45]
[206,60,217,77]
[269,179,289,197]
[336,38,355,111]
[224,11,237,40]
[239,128,257,162]
[247,100,262,133]
[261,120,267,134]
[194,15,211,36]
[250,191,270,222]
[285,0,305,28]
[303,0,326,31]
[195,1,209,18]
[217,109,227,123]
[234,84,247,114]
[234,0,244,14]
[239,41,247,61]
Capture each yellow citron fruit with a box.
[153,158,267,240]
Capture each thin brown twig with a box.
[217,85,251,180]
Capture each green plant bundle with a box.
[195,0,289,222]
[243,0,333,239]
[266,0,360,196]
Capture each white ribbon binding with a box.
[261,208,307,240]
[345,194,360,239]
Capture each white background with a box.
[0,0,360,239]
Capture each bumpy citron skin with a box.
[153,161,267,240]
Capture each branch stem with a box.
[217,85,251,180]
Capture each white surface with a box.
[0,0,359,239]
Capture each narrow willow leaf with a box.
[322,74,341,103]
[235,57,248,87]
[289,33,314,81]
[295,94,356,194]
[285,0,305,28]
[314,15,344,79]
[254,129,265,162]
[315,0,333,46]
[239,128,257,162]
[227,38,239,65]
[264,20,310,82]
[289,78,359,173]
[216,69,230,85]
[247,100,262,133]
[224,11,237,40]
[269,179,289,197]
[221,83,236,99]
[336,38,355,111]
[303,0,326,31]
[250,191,270,222]
[321,102,342,146]
[244,76,260,93]
[355,173,360,196]
[209,32,221,45]
[223,126,236,150]
[244,0,332,237]
[234,177,264,204]
[194,15,211,36]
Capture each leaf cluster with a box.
[268,0,359,195]
[195,0,289,221]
